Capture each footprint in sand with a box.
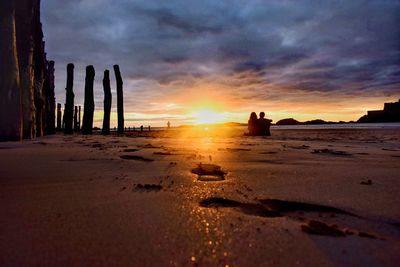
[123,148,140,152]
[240,143,258,146]
[218,148,251,152]
[191,163,226,181]
[199,197,355,217]
[199,197,383,238]
[282,144,310,150]
[153,151,173,155]
[120,155,154,162]
[259,151,278,154]
[139,143,161,149]
[382,148,399,151]
[301,220,378,239]
[312,148,352,156]
[133,183,163,192]
[301,220,349,237]
[91,143,107,149]
[360,179,373,185]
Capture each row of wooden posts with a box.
[1,1,126,140]
[61,64,124,135]
[56,104,151,133]
[0,1,56,141]
[56,104,81,132]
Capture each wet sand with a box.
[0,126,399,266]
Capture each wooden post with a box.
[73,106,78,131]
[81,65,95,135]
[0,2,22,141]
[113,65,124,134]
[78,105,81,129]
[32,0,46,138]
[34,76,45,137]
[45,60,56,134]
[64,63,74,134]
[62,104,65,129]
[102,70,111,135]
[15,0,36,139]
[56,103,62,130]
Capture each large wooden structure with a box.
[0,0,55,141]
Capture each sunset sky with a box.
[42,0,400,127]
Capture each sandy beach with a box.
[1,126,400,266]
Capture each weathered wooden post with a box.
[15,0,36,139]
[64,63,74,134]
[34,80,44,137]
[73,106,78,131]
[56,103,62,130]
[78,106,81,129]
[81,65,95,134]
[102,70,112,134]
[62,104,65,129]
[31,0,47,138]
[0,1,23,141]
[46,60,56,134]
[113,65,124,134]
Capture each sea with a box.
[270,122,400,130]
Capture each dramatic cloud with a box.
[42,0,400,125]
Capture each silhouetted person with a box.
[140,125,144,132]
[148,125,151,131]
[258,112,272,136]
[167,121,170,128]
[248,112,258,135]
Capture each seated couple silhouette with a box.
[248,112,272,136]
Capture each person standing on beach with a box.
[258,112,272,136]
[248,112,258,135]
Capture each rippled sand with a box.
[1,126,399,266]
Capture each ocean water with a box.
[270,122,400,130]
[150,123,400,131]
[106,123,400,134]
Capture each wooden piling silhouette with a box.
[113,65,124,134]
[64,63,74,134]
[0,0,54,141]
[78,106,81,129]
[56,103,62,130]
[73,106,79,131]
[102,70,112,135]
[16,0,36,139]
[81,65,95,135]
[0,1,23,141]
[46,60,56,134]
[62,104,65,129]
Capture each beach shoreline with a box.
[1,127,399,266]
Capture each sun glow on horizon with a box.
[190,109,228,125]
[185,99,233,125]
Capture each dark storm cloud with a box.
[42,0,400,115]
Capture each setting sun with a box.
[191,109,228,125]
[185,99,231,125]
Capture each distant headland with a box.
[276,99,400,125]
[357,99,400,123]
